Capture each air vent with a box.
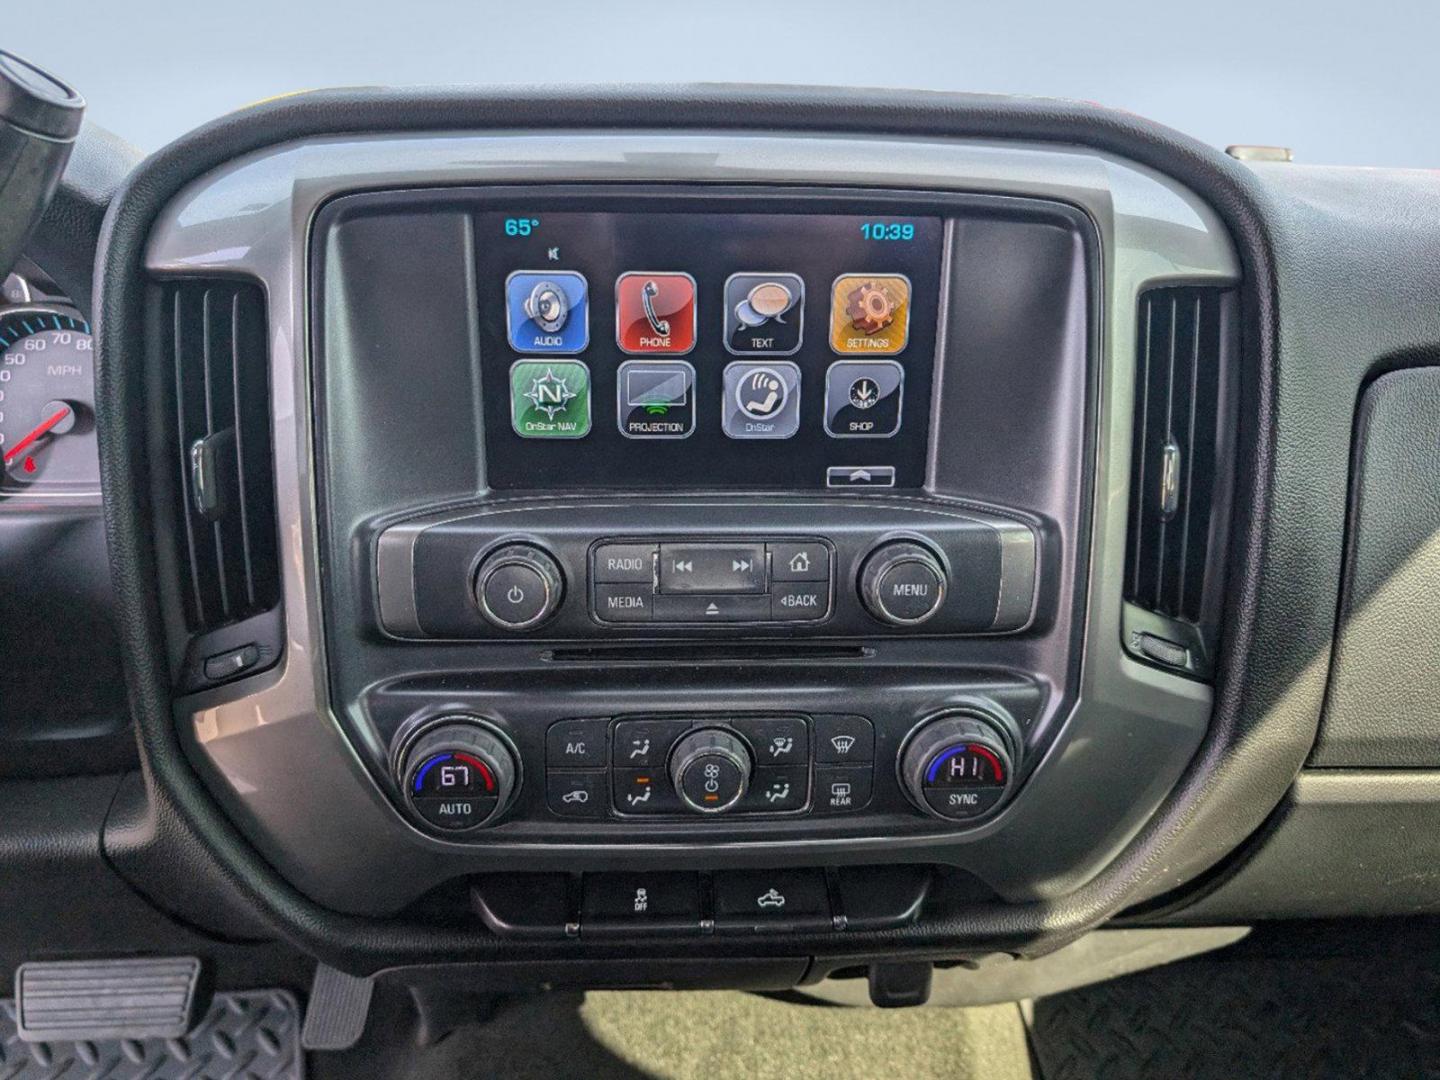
[162,280,279,635]
[1123,285,1236,675]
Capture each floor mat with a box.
[1029,926,1440,1080]
[402,990,1033,1080]
[0,989,302,1079]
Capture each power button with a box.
[474,544,565,630]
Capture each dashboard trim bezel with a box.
[90,87,1295,972]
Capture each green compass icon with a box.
[510,360,591,438]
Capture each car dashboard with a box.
[6,86,1440,1007]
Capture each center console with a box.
[144,131,1236,940]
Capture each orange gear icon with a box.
[845,281,896,335]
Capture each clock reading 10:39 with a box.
[860,221,916,241]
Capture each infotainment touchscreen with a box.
[475,200,944,490]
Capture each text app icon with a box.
[824,359,904,437]
[615,272,697,355]
[505,271,589,354]
[829,274,912,355]
[721,361,801,440]
[617,360,697,439]
[724,272,804,355]
[510,360,591,438]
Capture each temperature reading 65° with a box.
[504,217,540,237]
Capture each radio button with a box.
[593,543,656,583]
[659,543,765,593]
[594,584,653,622]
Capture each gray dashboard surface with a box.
[1310,366,1440,767]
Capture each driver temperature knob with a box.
[900,711,1017,821]
[670,729,753,814]
[398,718,519,832]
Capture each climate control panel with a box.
[387,704,1029,839]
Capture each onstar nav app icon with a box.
[615,272,697,355]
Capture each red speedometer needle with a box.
[4,405,72,464]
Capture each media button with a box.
[616,360,696,439]
[722,361,801,440]
[616,272,697,355]
[505,271,589,354]
[824,360,903,438]
[723,272,804,356]
[593,584,653,623]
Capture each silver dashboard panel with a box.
[148,132,1236,915]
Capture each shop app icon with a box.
[615,272,697,354]
[505,271,589,354]
[723,272,804,355]
[824,360,904,437]
[509,360,591,438]
[617,360,697,439]
[829,274,912,355]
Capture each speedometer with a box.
[0,309,96,494]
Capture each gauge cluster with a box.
[0,270,97,499]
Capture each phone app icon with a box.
[829,274,912,356]
[615,272,697,355]
[509,360,591,438]
[721,361,801,440]
[505,271,589,354]
[617,360,697,439]
[724,272,804,355]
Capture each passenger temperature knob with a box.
[900,711,1016,821]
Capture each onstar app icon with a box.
[615,272,697,355]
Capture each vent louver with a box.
[1123,285,1236,675]
[162,281,279,634]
